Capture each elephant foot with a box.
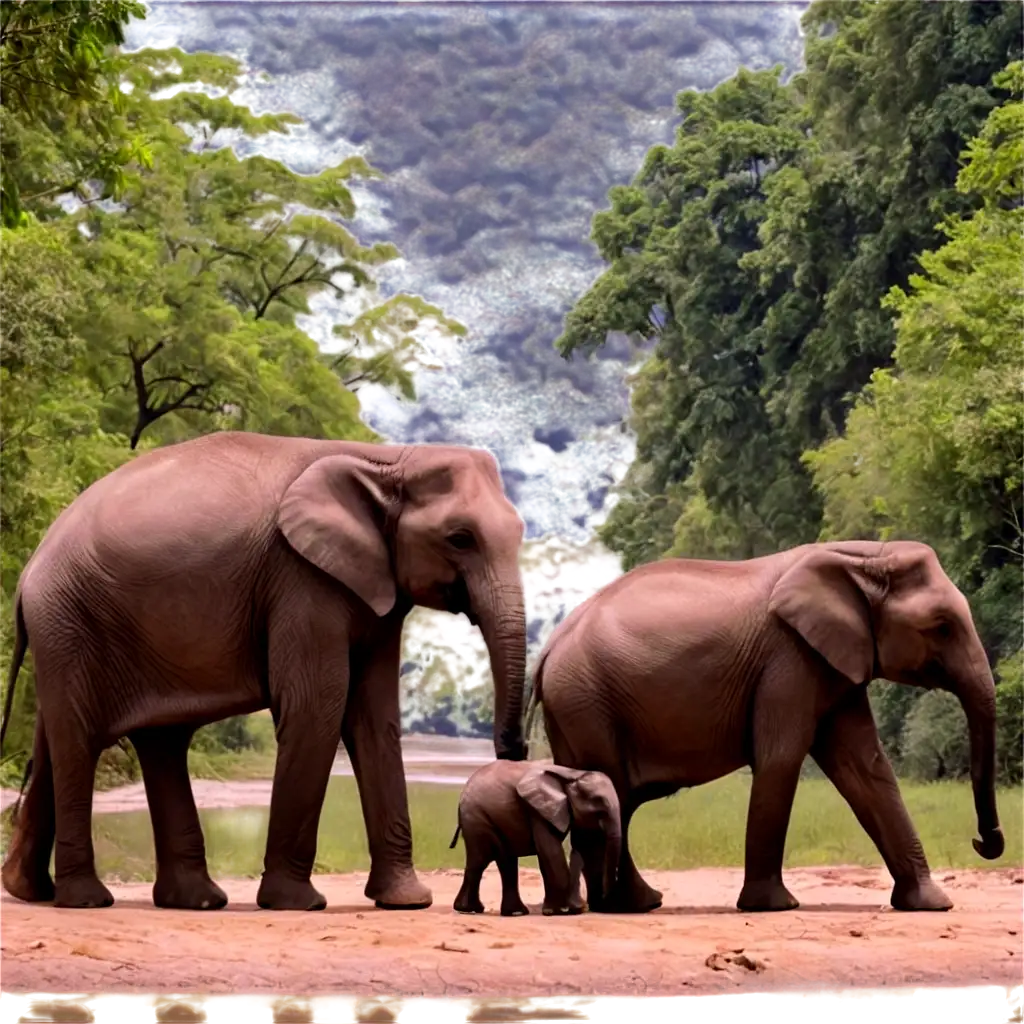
[890,876,953,912]
[737,878,800,912]
[1,854,55,904]
[366,868,433,910]
[454,895,486,914]
[499,900,530,917]
[600,876,663,914]
[54,873,114,909]
[153,868,228,911]
[541,901,584,916]
[257,872,327,911]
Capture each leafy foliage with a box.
[0,8,463,775]
[0,1,148,227]
[558,2,1023,783]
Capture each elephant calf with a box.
[450,761,621,917]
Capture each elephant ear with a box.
[515,767,573,836]
[768,548,875,685]
[277,454,397,617]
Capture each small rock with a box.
[849,929,864,938]
[1013,877,1023,885]
[318,935,336,942]
[29,940,44,950]
[436,941,469,953]
[705,953,729,971]
[706,950,765,973]
[1009,930,1018,936]
[732,953,766,973]
[489,941,513,949]
[568,953,580,961]
[356,913,365,918]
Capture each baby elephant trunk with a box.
[598,819,621,908]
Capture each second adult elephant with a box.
[531,540,1004,914]
[0,432,528,911]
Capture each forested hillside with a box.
[557,1,1023,784]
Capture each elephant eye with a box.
[932,621,953,640]
[447,530,476,551]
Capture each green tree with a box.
[563,2,1021,576]
[0,0,148,227]
[557,66,817,563]
[0,19,465,776]
[900,691,972,781]
[806,61,1023,784]
[64,48,464,450]
[806,60,1023,661]
[753,0,1022,447]
[0,220,138,761]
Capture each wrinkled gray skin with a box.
[0,432,527,912]
[451,761,621,917]
[533,541,1004,915]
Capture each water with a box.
[89,735,516,882]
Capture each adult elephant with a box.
[530,540,1004,915]
[0,432,527,911]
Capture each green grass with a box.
[77,773,1023,884]
[185,746,279,781]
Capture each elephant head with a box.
[769,539,1004,861]
[516,764,622,905]
[277,442,527,760]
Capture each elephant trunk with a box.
[470,574,527,762]
[951,648,1003,860]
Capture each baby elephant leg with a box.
[530,817,580,916]
[496,853,529,917]
[453,834,490,915]
[567,847,586,913]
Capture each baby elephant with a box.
[450,760,621,917]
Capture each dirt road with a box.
[2,866,1021,996]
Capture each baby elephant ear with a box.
[515,767,571,836]
[277,453,397,617]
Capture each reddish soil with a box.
[2,866,1021,996]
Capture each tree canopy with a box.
[557,1,1023,783]
[0,1,464,772]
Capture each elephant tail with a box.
[0,590,28,758]
[449,823,462,849]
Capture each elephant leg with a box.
[529,817,578,916]
[342,625,431,910]
[567,847,586,912]
[46,708,112,909]
[544,715,660,914]
[737,687,815,913]
[130,725,227,911]
[1,716,56,903]
[453,837,490,915]
[257,609,348,912]
[497,852,529,917]
[811,688,951,912]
